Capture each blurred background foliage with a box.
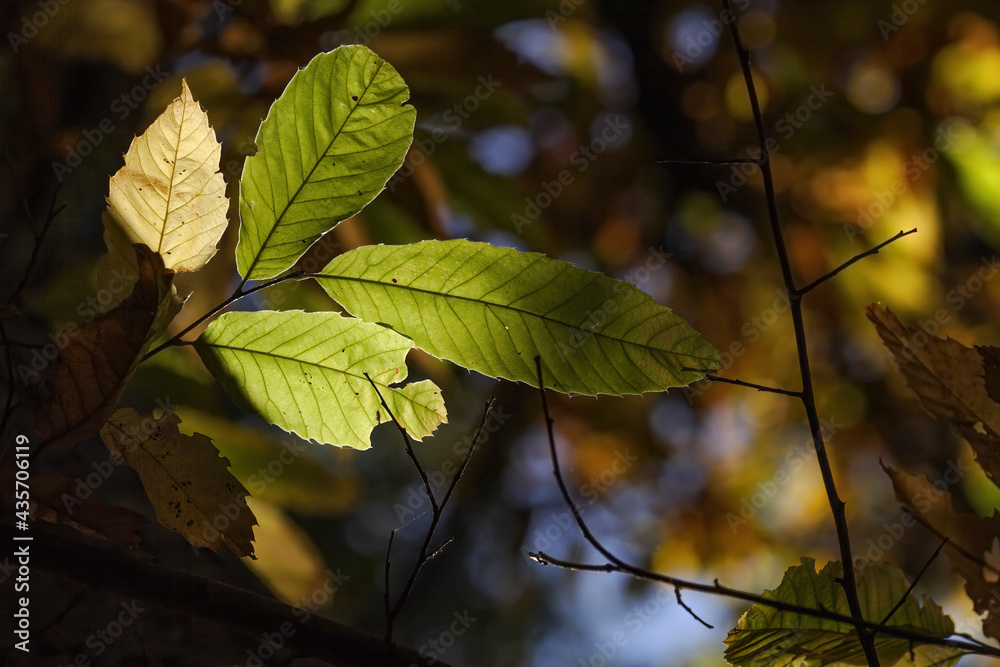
[4,0,1000,665]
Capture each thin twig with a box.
[657,158,762,166]
[675,587,713,629]
[799,229,917,295]
[698,373,802,397]
[530,551,1000,658]
[720,2,877,663]
[365,372,437,513]
[534,356,712,628]
[384,528,395,632]
[4,157,65,306]
[142,270,304,361]
[377,397,496,644]
[909,512,1000,581]
[876,536,948,632]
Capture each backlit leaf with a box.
[885,463,1000,642]
[106,80,228,272]
[100,408,256,557]
[236,45,416,280]
[724,557,966,666]
[194,310,446,449]
[315,239,720,396]
[867,304,1000,484]
[35,246,179,449]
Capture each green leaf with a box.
[314,239,720,396]
[236,45,416,281]
[193,310,446,449]
[724,558,968,667]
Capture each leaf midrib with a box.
[316,273,720,366]
[242,55,386,281]
[198,340,431,411]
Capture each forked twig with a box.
[529,356,1000,657]
[365,373,495,644]
[719,1,878,661]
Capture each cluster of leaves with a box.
[14,31,1000,666]
[26,45,719,567]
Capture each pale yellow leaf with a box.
[107,79,228,272]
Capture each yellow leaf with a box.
[242,497,329,605]
[100,408,257,558]
[106,79,228,273]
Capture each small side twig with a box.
[696,373,802,397]
[799,229,917,295]
[365,372,437,513]
[533,356,711,628]
[142,270,304,361]
[4,157,65,306]
[875,536,948,633]
[367,379,495,644]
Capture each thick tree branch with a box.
[0,522,449,667]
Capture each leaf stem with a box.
[142,270,304,361]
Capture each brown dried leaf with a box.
[35,245,179,450]
[867,304,1000,483]
[100,408,256,557]
[30,474,146,550]
[884,463,1000,641]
